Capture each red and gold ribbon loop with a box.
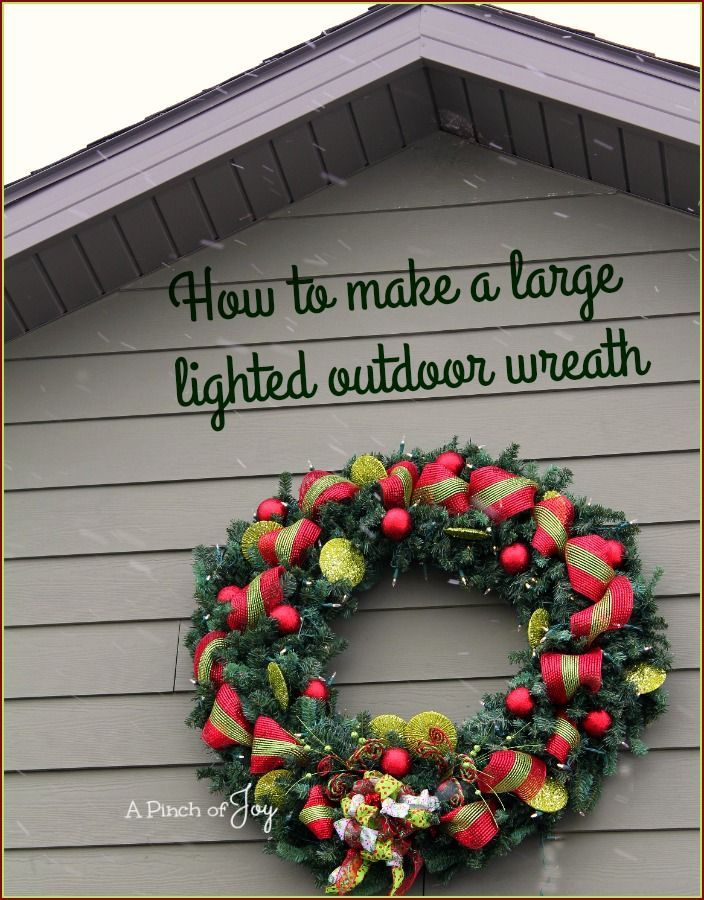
[258,518,321,568]
[476,750,545,802]
[570,575,634,643]
[531,492,574,557]
[476,750,568,812]
[440,799,498,849]
[250,715,306,774]
[218,565,287,631]
[565,535,615,602]
[469,465,538,523]
[300,470,359,519]
[201,684,253,750]
[412,462,471,515]
[379,461,419,509]
[540,648,603,704]
[193,630,228,687]
[545,712,581,763]
[299,784,336,839]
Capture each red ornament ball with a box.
[269,604,301,634]
[435,450,465,475]
[380,747,412,778]
[505,686,534,717]
[604,540,626,568]
[381,507,413,541]
[302,678,330,702]
[256,497,287,521]
[499,542,531,575]
[582,709,613,738]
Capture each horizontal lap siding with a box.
[5,250,698,361]
[2,312,698,419]
[4,133,698,896]
[5,522,698,626]
[4,452,698,558]
[4,383,700,490]
[4,670,698,771]
[3,595,697,700]
[4,750,699,849]
[4,830,700,896]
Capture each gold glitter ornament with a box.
[444,526,490,541]
[350,454,387,486]
[405,711,457,754]
[542,490,561,500]
[625,663,667,695]
[369,714,407,741]
[527,608,551,649]
[267,662,289,709]
[254,768,292,807]
[241,521,282,563]
[528,778,568,812]
[319,538,365,586]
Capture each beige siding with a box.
[4,133,699,896]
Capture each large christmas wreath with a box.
[186,440,670,896]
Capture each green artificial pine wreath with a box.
[185,439,670,896]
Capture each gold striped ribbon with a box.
[246,575,266,628]
[299,804,334,825]
[554,716,580,747]
[253,737,306,762]
[444,801,486,834]
[274,521,302,566]
[493,753,532,793]
[560,655,581,700]
[533,506,568,551]
[473,475,537,509]
[393,466,414,505]
[588,593,613,643]
[197,636,227,682]
[566,544,614,582]
[209,704,253,747]
[414,476,466,504]
[301,474,347,514]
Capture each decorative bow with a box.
[326,771,437,896]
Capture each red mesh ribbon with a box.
[540,648,603,704]
[218,566,286,631]
[545,712,581,763]
[250,715,306,774]
[202,684,253,750]
[412,463,470,515]
[300,470,359,519]
[258,518,321,567]
[440,800,498,849]
[468,466,537,523]
[531,493,574,557]
[570,575,634,643]
[193,630,228,687]
[475,750,546,803]
[299,784,336,839]
[379,461,418,509]
[565,535,615,602]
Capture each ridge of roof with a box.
[4,2,699,199]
